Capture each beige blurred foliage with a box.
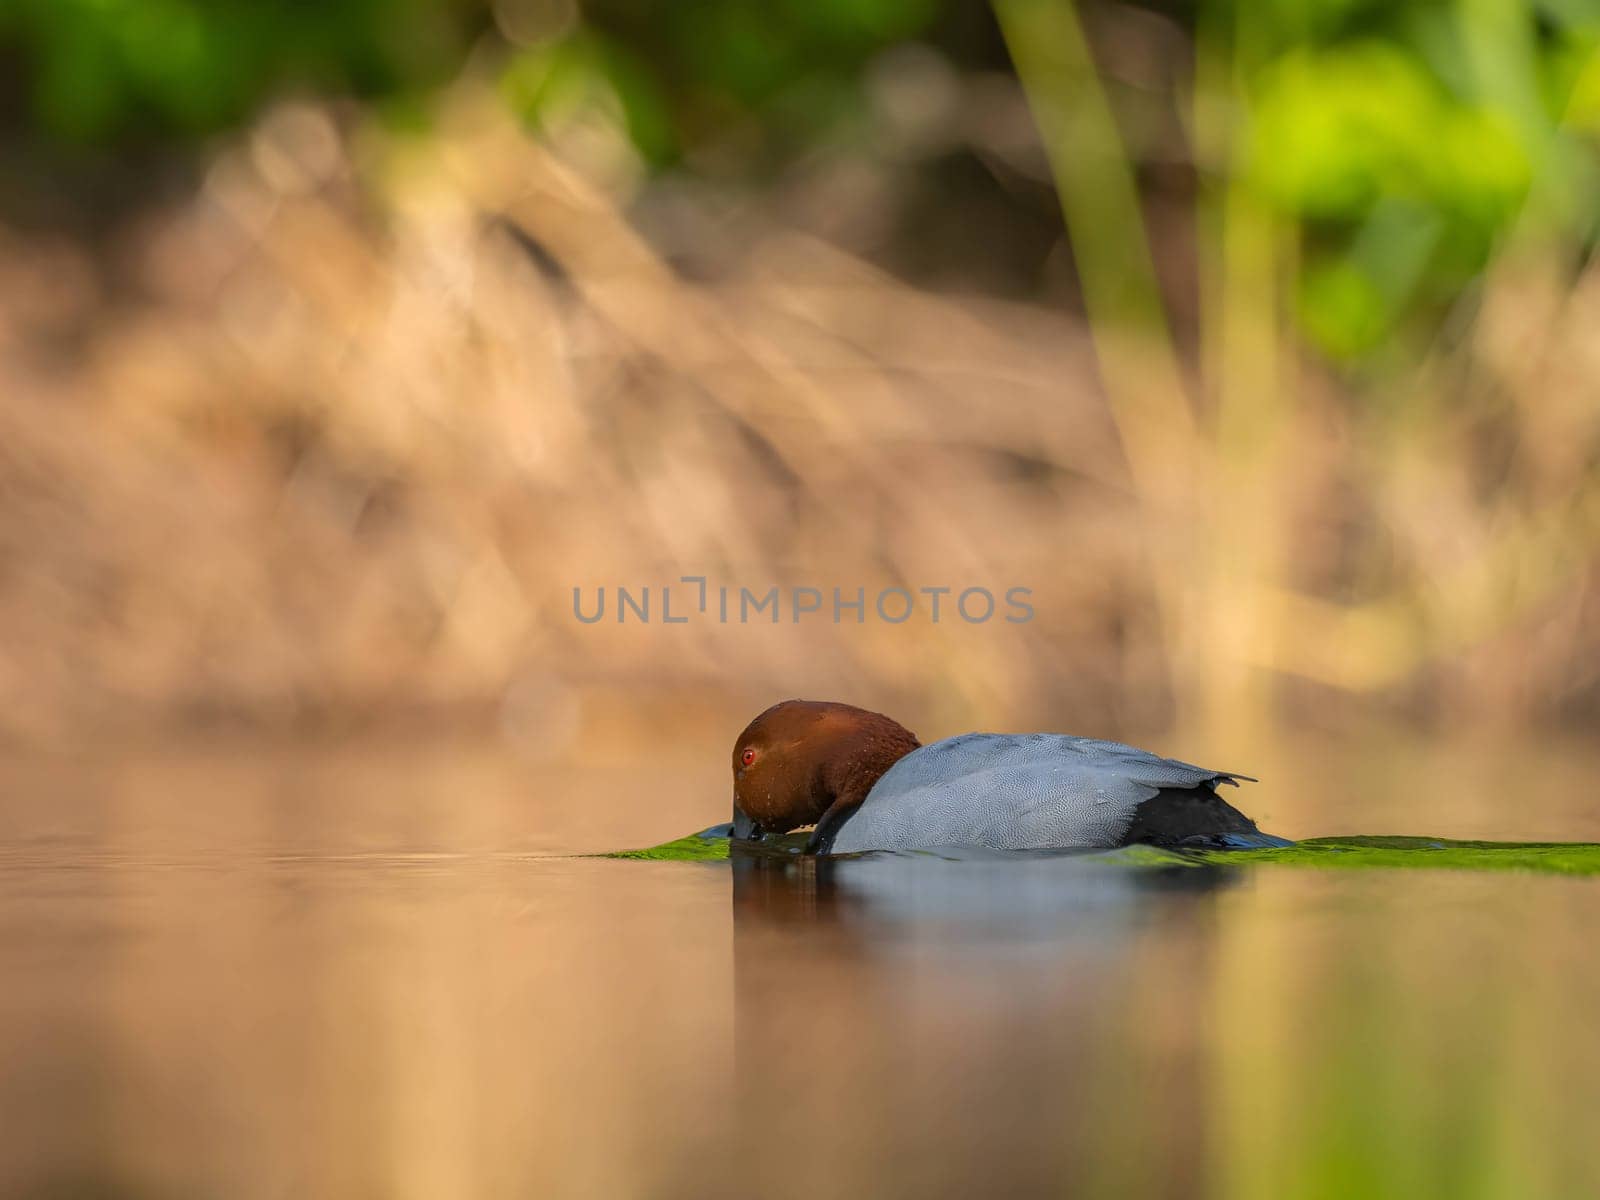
[1,86,1599,748]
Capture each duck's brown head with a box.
[731,700,920,843]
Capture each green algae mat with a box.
[607,833,1600,876]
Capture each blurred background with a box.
[6,5,1600,1198]
[5,0,1600,757]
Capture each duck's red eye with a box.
[740,747,757,767]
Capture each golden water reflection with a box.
[1,740,1597,1198]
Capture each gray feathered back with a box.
[829,732,1249,852]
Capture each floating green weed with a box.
[1201,836,1600,877]
[605,833,734,862]
[606,833,1600,876]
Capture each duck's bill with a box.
[731,804,762,841]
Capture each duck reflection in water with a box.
[722,840,1235,1197]
[727,835,1239,938]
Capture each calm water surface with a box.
[2,737,1598,1199]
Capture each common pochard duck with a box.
[731,700,1285,853]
